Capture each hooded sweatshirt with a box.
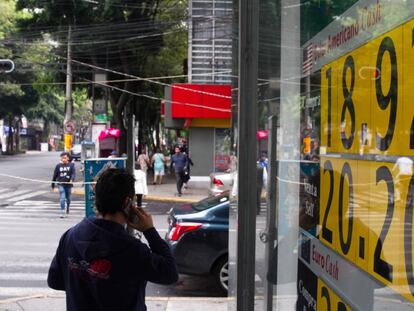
[52,162,76,188]
[47,217,178,311]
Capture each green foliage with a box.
[25,88,64,124]
[16,0,188,137]
[72,88,92,126]
[0,0,39,119]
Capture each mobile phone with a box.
[124,198,139,225]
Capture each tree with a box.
[0,0,40,153]
[16,0,188,154]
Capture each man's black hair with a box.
[60,152,69,157]
[95,168,135,215]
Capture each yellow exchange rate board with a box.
[317,279,351,311]
[320,20,414,157]
[319,17,414,302]
[320,156,414,302]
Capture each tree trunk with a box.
[155,116,160,148]
[148,126,155,151]
[137,113,144,154]
[115,80,133,155]
[15,118,20,152]
[7,115,13,154]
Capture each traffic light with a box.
[0,59,15,73]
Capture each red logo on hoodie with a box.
[88,259,112,278]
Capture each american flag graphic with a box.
[302,44,314,76]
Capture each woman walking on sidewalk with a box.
[151,148,166,185]
[134,163,148,207]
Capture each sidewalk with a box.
[0,295,230,311]
[72,172,210,203]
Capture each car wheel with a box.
[213,256,228,296]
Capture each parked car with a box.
[209,172,233,196]
[165,191,230,295]
[69,144,82,161]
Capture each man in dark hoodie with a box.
[47,168,179,311]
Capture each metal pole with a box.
[236,0,259,309]
[64,25,73,152]
[264,115,279,310]
[126,103,135,175]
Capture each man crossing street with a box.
[51,152,76,218]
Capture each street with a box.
[0,152,223,301]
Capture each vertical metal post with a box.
[264,115,279,311]
[126,103,135,175]
[188,0,193,83]
[64,25,73,152]
[236,0,259,309]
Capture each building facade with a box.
[189,0,233,84]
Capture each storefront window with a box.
[232,0,414,310]
[214,128,232,172]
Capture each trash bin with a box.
[81,141,96,161]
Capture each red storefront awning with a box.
[171,84,231,119]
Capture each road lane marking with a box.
[0,261,50,268]
[7,191,48,202]
[0,273,47,281]
[0,189,32,200]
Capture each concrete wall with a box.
[189,127,214,177]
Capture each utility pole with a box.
[236,0,259,309]
[64,25,74,152]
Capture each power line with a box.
[66,57,233,100]
[77,76,231,113]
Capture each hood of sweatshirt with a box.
[72,218,132,261]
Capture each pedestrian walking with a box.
[151,148,166,185]
[108,150,118,158]
[137,150,150,174]
[51,152,76,218]
[170,146,188,197]
[256,161,264,215]
[47,168,178,311]
[134,163,148,207]
[227,152,238,185]
[183,153,193,189]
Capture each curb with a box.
[0,294,65,304]
[0,294,231,304]
[71,189,85,196]
[71,188,203,203]
[145,195,202,203]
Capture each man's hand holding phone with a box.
[127,206,154,232]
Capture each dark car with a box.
[165,191,229,295]
[69,144,82,161]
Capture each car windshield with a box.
[191,192,229,211]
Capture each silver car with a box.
[209,172,234,196]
